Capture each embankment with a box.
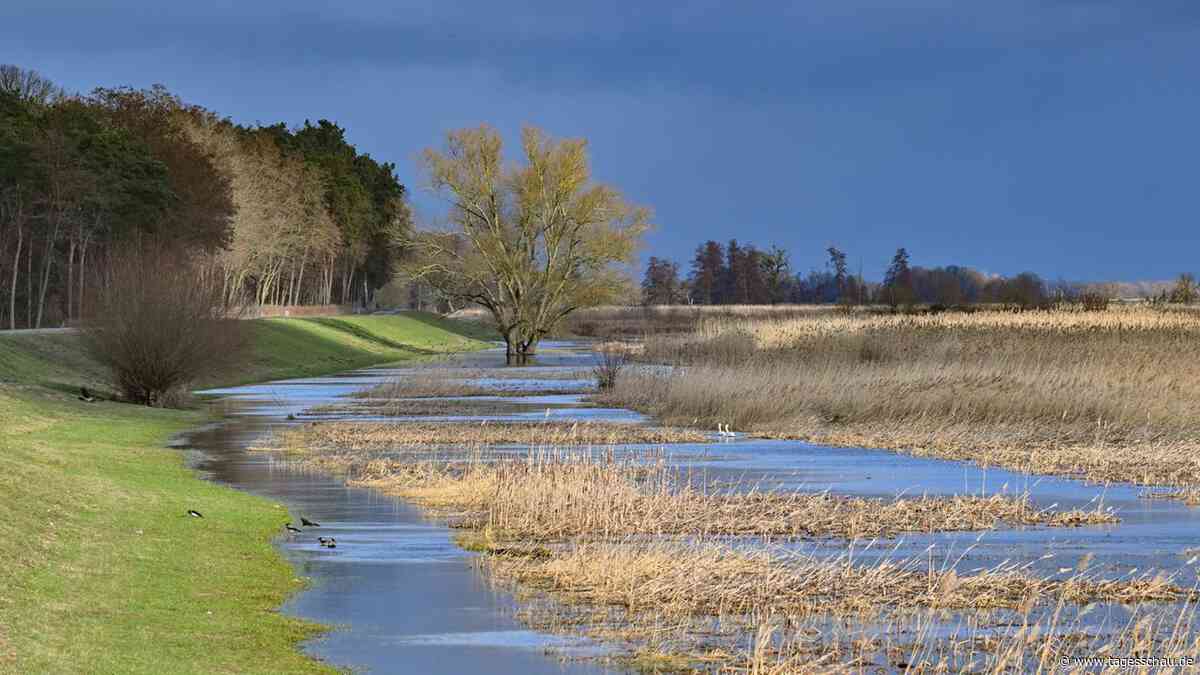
[0,313,491,673]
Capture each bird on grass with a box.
[318,537,337,549]
[300,517,320,527]
[79,387,96,403]
[187,509,204,518]
[284,522,302,534]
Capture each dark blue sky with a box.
[5,1,1198,280]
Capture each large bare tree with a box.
[409,125,649,361]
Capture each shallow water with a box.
[182,347,616,674]
[183,341,1200,672]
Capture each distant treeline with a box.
[0,64,410,329]
[643,240,1199,308]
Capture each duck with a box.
[318,537,337,549]
[300,517,320,527]
[79,387,96,403]
[187,509,204,518]
[284,522,302,534]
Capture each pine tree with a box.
[722,239,744,304]
[881,247,915,310]
[688,241,724,304]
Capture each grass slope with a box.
[221,313,494,386]
[0,312,496,393]
[0,391,329,674]
[0,312,493,673]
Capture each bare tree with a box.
[82,246,246,405]
[0,64,61,105]
[408,125,650,362]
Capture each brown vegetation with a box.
[284,447,1118,540]
[271,421,709,452]
[598,306,1200,497]
[488,541,1188,618]
[488,542,1200,672]
[81,247,245,405]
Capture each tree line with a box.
[0,65,410,329]
[643,240,1200,309]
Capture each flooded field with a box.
[183,342,1200,672]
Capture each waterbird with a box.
[79,387,96,403]
[318,537,337,549]
[284,523,302,534]
[300,517,320,527]
[187,509,204,518]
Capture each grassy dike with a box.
[0,314,493,673]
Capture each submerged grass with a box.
[354,373,591,399]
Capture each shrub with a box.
[593,347,627,391]
[82,247,246,406]
[1078,291,1110,312]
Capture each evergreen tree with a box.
[826,246,849,307]
[722,239,744,304]
[642,256,682,305]
[881,247,915,310]
[688,240,724,304]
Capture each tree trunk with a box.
[77,239,87,322]
[9,224,21,330]
[34,220,59,328]
[26,235,32,327]
[294,251,308,305]
[66,237,75,322]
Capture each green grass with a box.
[0,312,494,673]
[0,312,497,393]
[0,391,329,674]
[213,313,494,387]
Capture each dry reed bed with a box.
[503,574,1200,673]
[598,307,1200,498]
[345,451,1117,540]
[275,421,709,450]
[487,541,1191,620]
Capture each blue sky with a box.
[4,1,1198,280]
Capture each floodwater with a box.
[180,344,614,675]
[179,341,1200,673]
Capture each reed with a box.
[598,306,1200,496]
[341,450,1117,540]
[269,421,709,451]
[484,540,1199,672]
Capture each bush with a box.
[593,347,627,391]
[82,247,246,406]
[1078,292,1110,312]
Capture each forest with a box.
[0,65,410,330]
[643,239,1199,309]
